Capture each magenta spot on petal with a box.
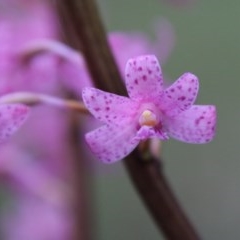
[170,88,175,92]
[188,88,192,92]
[134,79,138,84]
[138,67,143,71]
[105,107,110,111]
[142,75,147,81]
[178,96,186,101]
[148,69,152,74]
[177,85,182,90]
[94,107,100,111]
[195,116,204,125]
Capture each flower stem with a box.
[56,0,201,239]
[0,92,89,114]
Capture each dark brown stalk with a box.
[52,2,94,240]
[56,0,201,239]
[67,110,94,240]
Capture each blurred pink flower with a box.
[82,55,216,163]
[0,0,61,94]
[0,0,74,170]
[0,0,89,95]
[60,19,176,95]
[109,18,175,75]
[0,2,75,240]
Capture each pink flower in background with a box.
[61,19,175,95]
[0,0,61,94]
[82,55,216,163]
[0,8,87,95]
[0,0,74,172]
[109,18,175,75]
[0,1,86,95]
[0,2,74,240]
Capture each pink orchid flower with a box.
[82,55,216,163]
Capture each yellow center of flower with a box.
[139,110,158,127]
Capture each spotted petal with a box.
[165,105,216,143]
[125,55,164,100]
[82,87,138,125]
[160,73,199,117]
[82,88,139,124]
[0,104,29,142]
[85,124,139,163]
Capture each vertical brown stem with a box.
[56,0,201,239]
[67,111,94,240]
[52,2,94,240]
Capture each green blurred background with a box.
[94,0,240,239]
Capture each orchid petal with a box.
[82,87,138,125]
[165,105,216,143]
[86,124,139,163]
[125,55,164,100]
[160,72,199,117]
[0,104,29,142]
